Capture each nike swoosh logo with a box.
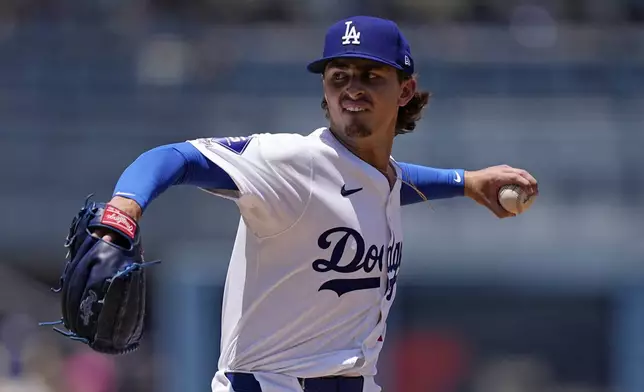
[454,171,462,183]
[341,185,363,197]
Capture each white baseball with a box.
[498,184,535,214]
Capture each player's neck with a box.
[330,128,394,174]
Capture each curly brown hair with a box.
[321,71,431,136]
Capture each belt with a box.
[225,371,365,392]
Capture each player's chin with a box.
[343,121,372,138]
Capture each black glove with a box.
[41,196,159,355]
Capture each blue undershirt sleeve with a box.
[113,145,464,210]
[398,162,465,206]
[112,142,237,211]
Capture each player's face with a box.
[323,59,412,139]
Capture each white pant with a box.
[211,370,381,392]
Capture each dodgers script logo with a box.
[312,227,402,299]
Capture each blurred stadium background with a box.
[1,0,643,391]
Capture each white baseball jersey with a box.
[188,127,404,392]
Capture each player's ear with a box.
[398,78,416,107]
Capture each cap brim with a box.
[307,53,404,74]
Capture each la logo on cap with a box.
[341,21,360,45]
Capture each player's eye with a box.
[364,71,383,83]
[332,72,348,82]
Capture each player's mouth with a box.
[341,100,371,113]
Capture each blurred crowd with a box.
[0,0,643,25]
[0,265,157,392]
[0,312,156,392]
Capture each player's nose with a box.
[344,81,366,100]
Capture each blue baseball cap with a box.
[307,16,414,75]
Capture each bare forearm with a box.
[107,196,143,222]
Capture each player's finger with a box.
[91,228,105,239]
[91,228,114,243]
[508,168,538,195]
[500,173,532,193]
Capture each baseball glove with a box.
[40,195,159,355]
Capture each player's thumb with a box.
[488,195,515,219]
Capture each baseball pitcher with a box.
[45,15,538,392]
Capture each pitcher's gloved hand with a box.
[41,195,158,355]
